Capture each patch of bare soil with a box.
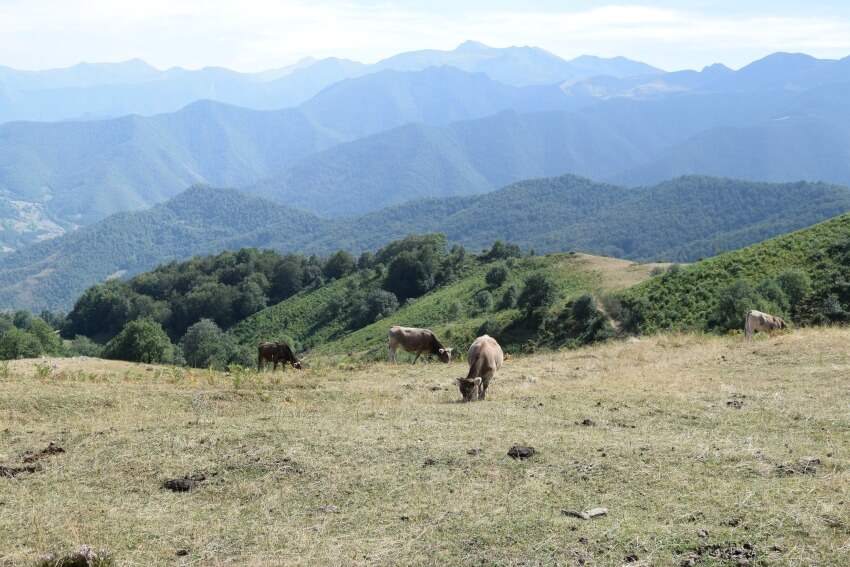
[679,541,756,566]
[162,473,207,492]
[507,445,536,460]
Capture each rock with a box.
[507,445,536,460]
[562,507,607,520]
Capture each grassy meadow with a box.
[2,327,849,565]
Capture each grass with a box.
[2,327,849,565]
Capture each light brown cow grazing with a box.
[388,326,452,364]
[745,310,787,342]
[457,334,504,402]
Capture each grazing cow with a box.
[388,326,452,364]
[744,310,787,342]
[257,342,302,371]
[457,335,504,402]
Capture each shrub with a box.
[707,279,770,332]
[499,284,519,309]
[477,318,501,337]
[475,290,494,311]
[104,318,175,364]
[66,336,104,358]
[485,264,510,287]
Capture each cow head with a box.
[778,318,787,330]
[437,347,453,363]
[293,359,303,370]
[456,376,482,402]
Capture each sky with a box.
[2,0,850,72]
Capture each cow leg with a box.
[389,346,397,364]
[258,355,263,372]
[411,349,423,364]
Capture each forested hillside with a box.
[1,175,848,311]
[617,213,850,333]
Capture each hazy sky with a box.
[2,0,850,72]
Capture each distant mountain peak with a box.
[455,40,491,51]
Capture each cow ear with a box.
[438,349,445,354]
[472,377,482,385]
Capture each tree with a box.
[383,253,435,300]
[485,264,510,287]
[0,328,42,359]
[104,318,175,363]
[323,250,356,281]
[356,290,399,327]
[518,272,558,317]
[234,280,268,320]
[708,279,766,332]
[65,282,132,339]
[499,284,519,309]
[570,295,598,325]
[486,239,522,260]
[357,251,374,270]
[776,270,811,313]
[181,319,232,369]
[26,318,62,355]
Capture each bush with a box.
[486,239,522,260]
[485,264,510,287]
[477,318,501,337]
[447,301,465,320]
[104,318,175,364]
[499,284,519,309]
[475,290,494,311]
[518,272,557,317]
[66,336,104,358]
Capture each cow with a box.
[387,326,452,364]
[257,341,302,371]
[457,335,504,402]
[744,310,787,342]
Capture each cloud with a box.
[1,1,849,71]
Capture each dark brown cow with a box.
[457,334,504,402]
[257,342,302,371]
[388,326,452,364]
[744,310,787,342]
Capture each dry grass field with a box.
[2,328,849,566]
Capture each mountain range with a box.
[0,41,659,124]
[1,174,847,311]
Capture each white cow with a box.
[745,310,787,342]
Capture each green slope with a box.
[230,253,662,359]
[619,213,850,332]
[1,174,848,311]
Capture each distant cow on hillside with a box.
[388,326,452,364]
[457,335,504,402]
[745,310,787,342]
[257,342,302,371]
